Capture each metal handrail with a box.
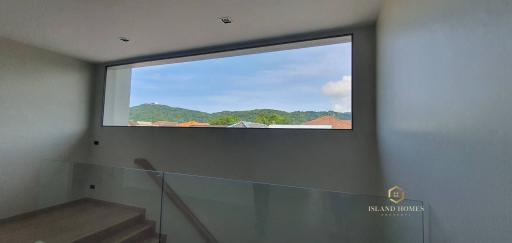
[134,158,219,243]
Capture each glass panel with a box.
[0,160,424,243]
[162,172,424,243]
[0,161,164,243]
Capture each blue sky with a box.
[130,42,352,113]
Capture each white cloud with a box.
[322,76,352,112]
[322,76,351,97]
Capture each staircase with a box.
[0,198,165,243]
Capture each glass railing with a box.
[0,160,424,243]
[162,172,424,243]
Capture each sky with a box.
[129,42,352,113]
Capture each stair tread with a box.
[140,237,161,243]
[0,198,146,243]
[97,220,155,243]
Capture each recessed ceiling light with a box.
[119,37,130,42]
[219,16,232,24]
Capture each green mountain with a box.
[129,103,352,124]
[129,104,210,123]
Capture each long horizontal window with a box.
[103,36,352,129]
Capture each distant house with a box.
[153,121,179,127]
[269,124,332,129]
[304,116,352,129]
[228,121,268,128]
[177,121,210,127]
[131,121,154,126]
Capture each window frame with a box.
[101,33,354,131]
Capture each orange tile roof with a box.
[304,116,352,129]
[177,121,210,127]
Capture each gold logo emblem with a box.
[388,186,405,204]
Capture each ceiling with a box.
[0,0,382,63]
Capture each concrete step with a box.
[141,237,163,243]
[0,198,161,243]
[96,220,156,243]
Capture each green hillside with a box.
[129,104,210,123]
[129,103,352,124]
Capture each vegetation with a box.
[209,115,241,125]
[255,112,288,125]
[129,104,210,123]
[129,103,352,124]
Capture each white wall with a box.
[81,26,399,242]
[89,26,381,195]
[103,68,132,126]
[377,0,512,242]
[0,37,94,218]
